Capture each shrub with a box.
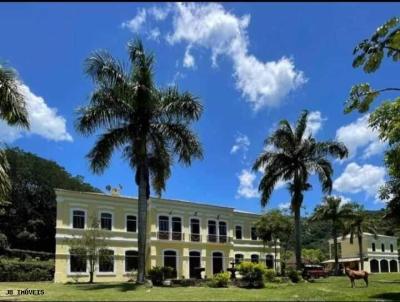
[147,266,174,286]
[264,269,276,282]
[287,268,302,283]
[237,261,266,288]
[0,258,54,281]
[207,272,230,288]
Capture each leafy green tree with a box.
[76,39,203,283]
[310,196,354,274]
[342,203,378,270]
[0,65,29,208]
[0,147,100,252]
[255,209,293,272]
[253,110,348,269]
[301,248,325,264]
[344,17,400,222]
[67,216,108,283]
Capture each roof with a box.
[55,188,262,216]
[322,258,362,264]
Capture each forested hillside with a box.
[0,148,100,253]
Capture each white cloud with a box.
[330,194,352,205]
[123,3,306,111]
[278,202,291,211]
[236,169,259,199]
[148,28,161,41]
[122,8,147,32]
[336,114,386,159]
[183,46,195,69]
[230,133,250,155]
[0,83,72,143]
[305,111,325,137]
[333,162,385,201]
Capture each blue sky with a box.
[0,3,398,215]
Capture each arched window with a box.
[251,227,257,240]
[171,217,182,240]
[125,250,138,272]
[189,251,201,279]
[390,244,394,253]
[266,255,274,269]
[381,243,385,252]
[370,259,379,273]
[70,248,87,273]
[72,210,85,229]
[158,216,169,240]
[126,215,136,232]
[251,254,259,263]
[235,254,244,265]
[380,259,389,272]
[390,260,398,272]
[372,243,376,252]
[212,252,223,275]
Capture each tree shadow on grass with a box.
[370,292,400,300]
[66,282,139,292]
[374,280,400,284]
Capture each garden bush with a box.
[287,268,302,283]
[264,268,276,282]
[207,272,230,288]
[147,266,174,286]
[0,258,54,281]
[237,261,266,288]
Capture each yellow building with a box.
[54,189,279,283]
[323,233,399,273]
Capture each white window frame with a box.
[125,213,137,233]
[157,214,184,240]
[98,211,113,231]
[67,249,89,276]
[70,208,87,229]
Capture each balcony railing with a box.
[190,233,201,242]
[207,234,229,243]
[157,231,184,241]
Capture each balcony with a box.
[207,234,229,243]
[157,231,184,241]
[190,233,201,242]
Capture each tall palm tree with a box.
[76,39,203,283]
[253,110,348,269]
[0,65,29,204]
[310,196,354,274]
[342,203,377,270]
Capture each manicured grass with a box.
[0,273,399,301]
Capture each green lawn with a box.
[0,273,399,301]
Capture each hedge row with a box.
[0,258,54,281]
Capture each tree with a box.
[301,248,325,264]
[310,196,354,274]
[344,17,400,222]
[0,65,29,208]
[67,216,108,283]
[342,203,378,270]
[253,110,348,269]
[76,39,203,283]
[255,209,293,272]
[0,147,100,252]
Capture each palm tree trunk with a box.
[358,233,364,270]
[137,163,149,283]
[332,227,339,275]
[294,205,302,270]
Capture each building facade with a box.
[323,233,399,273]
[54,189,279,283]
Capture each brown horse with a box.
[345,267,369,288]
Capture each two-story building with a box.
[54,189,279,283]
[322,233,399,273]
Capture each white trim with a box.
[56,234,138,242]
[69,208,87,229]
[125,213,137,233]
[98,210,114,231]
[162,249,179,279]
